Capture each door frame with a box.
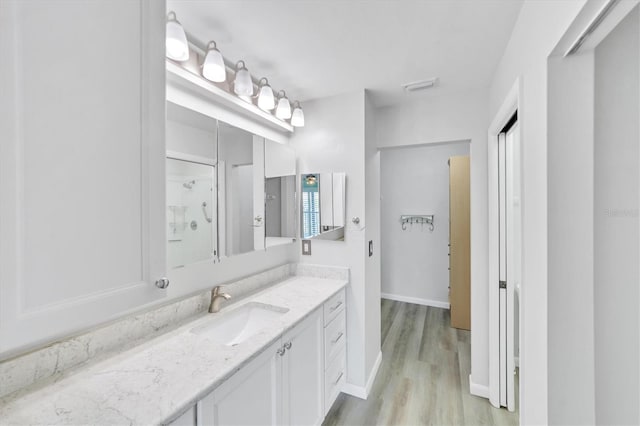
[488,78,522,412]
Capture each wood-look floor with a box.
[323,299,519,426]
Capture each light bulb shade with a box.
[276,94,291,120]
[166,12,189,61]
[233,61,253,96]
[202,42,226,82]
[257,79,275,111]
[291,105,305,127]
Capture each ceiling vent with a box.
[401,77,438,93]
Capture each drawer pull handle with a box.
[329,301,343,312]
[334,372,344,385]
[277,347,286,357]
[331,332,344,344]
[284,341,292,350]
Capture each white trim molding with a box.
[342,350,382,400]
[470,375,490,399]
[381,293,450,309]
[487,77,522,409]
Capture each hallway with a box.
[323,300,518,426]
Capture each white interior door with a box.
[505,122,520,412]
[498,132,508,408]
[498,121,520,412]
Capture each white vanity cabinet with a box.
[198,340,283,426]
[0,0,167,358]
[281,309,325,426]
[170,405,198,426]
[323,289,347,414]
[195,309,324,426]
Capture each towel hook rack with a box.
[400,214,434,231]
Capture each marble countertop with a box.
[0,275,347,425]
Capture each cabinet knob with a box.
[277,347,286,356]
[155,277,170,289]
[284,341,292,350]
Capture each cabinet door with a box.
[200,340,282,426]
[0,0,166,358]
[282,309,324,426]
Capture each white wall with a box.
[488,1,587,423]
[290,90,381,394]
[594,7,639,424]
[380,142,469,306]
[376,89,489,394]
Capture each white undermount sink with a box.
[191,302,289,346]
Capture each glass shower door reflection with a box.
[166,157,217,269]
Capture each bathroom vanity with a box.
[0,266,348,425]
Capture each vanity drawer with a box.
[324,289,345,325]
[324,309,346,366]
[324,346,346,414]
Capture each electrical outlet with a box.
[369,240,373,257]
[302,239,312,255]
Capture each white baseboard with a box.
[469,375,490,399]
[381,293,450,309]
[342,351,382,400]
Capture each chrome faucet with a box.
[209,286,231,313]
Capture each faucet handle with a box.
[212,286,231,299]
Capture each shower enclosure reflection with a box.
[166,157,216,268]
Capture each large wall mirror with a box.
[166,102,218,268]
[301,172,346,241]
[166,156,216,268]
[265,175,296,247]
[218,121,264,257]
[165,103,299,267]
[265,140,297,248]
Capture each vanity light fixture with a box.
[257,78,275,111]
[165,18,304,128]
[202,41,226,82]
[275,90,292,120]
[291,101,305,127]
[233,60,253,97]
[166,11,190,62]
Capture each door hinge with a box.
[499,281,507,289]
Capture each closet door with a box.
[449,156,471,330]
[0,0,166,358]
